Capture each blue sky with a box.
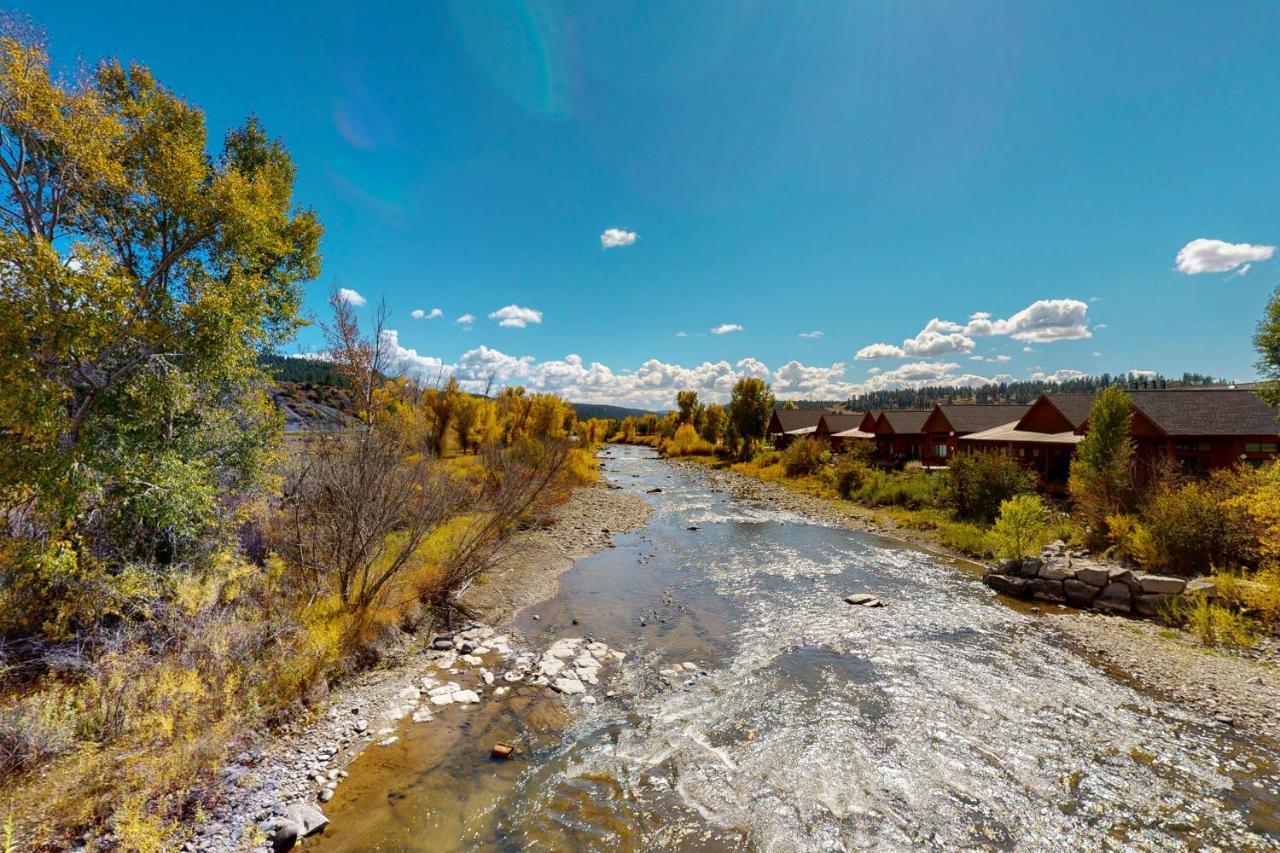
[29,1,1280,407]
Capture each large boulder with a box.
[985,574,1029,598]
[1095,582,1132,614]
[1063,579,1101,607]
[1185,577,1218,599]
[1037,561,1073,582]
[272,822,300,853]
[1028,578,1066,603]
[1136,574,1186,595]
[1013,557,1044,579]
[1072,563,1110,587]
[289,803,329,834]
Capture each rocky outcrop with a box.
[982,540,1207,619]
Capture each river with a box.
[311,445,1280,851]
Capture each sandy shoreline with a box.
[191,479,650,851]
[666,456,1280,746]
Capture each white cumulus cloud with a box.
[1175,238,1275,274]
[410,307,443,320]
[336,287,366,306]
[710,323,743,335]
[456,313,475,326]
[600,228,638,249]
[1030,368,1089,382]
[488,305,543,328]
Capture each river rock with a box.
[283,803,329,836]
[1095,582,1132,614]
[430,693,454,706]
[452,690,481,704]
[431,639,454,650]
[1136,574,1186,595]
[844,593,883,607]
[539,658,566,677]
[552,676,586,695]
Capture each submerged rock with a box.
[844,593,884,607]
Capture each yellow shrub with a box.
[658,424,715,458]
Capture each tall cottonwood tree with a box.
[726,377,775,460]
[0,27,321,566]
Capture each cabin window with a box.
[931,444,948,459]
[1245,442,1278,453]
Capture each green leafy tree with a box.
[0,30,321,571]
[675,390,700,424]
[726,377,775,460]
[700,403,726,445]
[1255,285,1280,407]
[1069,386,1136,543]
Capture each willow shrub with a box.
[659,424,715,458]
[782,437,830,477]
[939,452,1036,522]
[988,494,1050,559]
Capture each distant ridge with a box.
[571,402,656,420]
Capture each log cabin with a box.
[872,410,934,463]
[766,408,825,449]
[816,412,877,451]
[919,404,1034,463]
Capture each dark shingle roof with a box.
[1044,394,1096,429]
[934,404,1031,434]
[1128,390,1280,437]
[818,413,866,433]
[877,410,933,434]
[771,409,825,433]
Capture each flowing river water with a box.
[312,445,1280,851]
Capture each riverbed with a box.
[311,445,1280,851]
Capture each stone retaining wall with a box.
[982,540,1215,617]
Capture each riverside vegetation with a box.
[0,26,601,851]
[614,380,1280,650]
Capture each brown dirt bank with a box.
[665,456,1280,744]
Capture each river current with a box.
[312,445,1280,851]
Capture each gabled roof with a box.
[833,428,876,440]
[1127,389,1280,437]
[875,409,933,434]
[1043,393,1096,430]
[927,404,1031,435]
[817,413,866,434]
[768,409,824,433]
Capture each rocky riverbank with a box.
[666,456,1280,745]
[186,479,650,852]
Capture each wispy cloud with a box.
[675,331,688,337]
[710,323,743,335]
[411,307,443,320]
[798,330,823,338]
[600,228,638,249]
[1175,238,1274,274]
[488,305,543,328]
[456,313,475,326]
[336,287,366,306]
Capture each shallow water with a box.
[313,445,1280,851]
